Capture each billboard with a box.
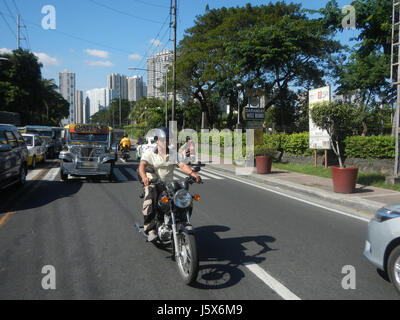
[309,86,331,150]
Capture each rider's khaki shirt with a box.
[141,149,177,184]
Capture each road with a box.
[0,155,399,300]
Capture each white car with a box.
[364,204,400,295]
[22,134,46,168]
[136,137,157,160]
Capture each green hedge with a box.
[344,135,395,159]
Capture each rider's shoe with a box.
[147,230,158,242]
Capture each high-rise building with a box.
[86,88,116,120]
[75,90,84,123]
[107,73,128,100]
[59,70,76,123]
[127,75,144,102]
[146,50,172,99]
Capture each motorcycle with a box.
[121,146,130,161]
[136,163,204,285]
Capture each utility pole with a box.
[17,15,26,49]
[389,0,400,183]
[172,0,177,123]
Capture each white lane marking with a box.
[113,168,128,181]
[125,168,138,180]
[27,169,42,181]
[203,168,370,223]
[120,158,127,164]
[43,168,60,181]
[244,263,301,300]
[200,169,225,180]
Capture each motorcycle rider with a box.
[138,127,202,242]
[119,134,131,152]
[179,136,195,160]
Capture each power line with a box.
[0,10,134,54]
[135,13,170,69]
[87,0,164,24]
[0,11,16,38]
[131,0,169,9]
[2,0,15,24]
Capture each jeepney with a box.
[59,124,116,181]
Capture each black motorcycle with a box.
[121,146,130,161]
[136,163,204,285]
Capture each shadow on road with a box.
[193,225,277,290]
[2,180,83,213]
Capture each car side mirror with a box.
[0,144,12,152]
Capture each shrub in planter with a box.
[254,145,278,174]
[310,101,361,193]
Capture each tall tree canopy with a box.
[0,49,69,126]
[176,2,342,129]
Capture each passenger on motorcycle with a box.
[179,136,195,159]
[138,127,202,242]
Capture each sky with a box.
[0,0,359,94]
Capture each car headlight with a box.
[374,207,400,223]
[174,189,192,209]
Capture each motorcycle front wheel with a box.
[175,232,199,285]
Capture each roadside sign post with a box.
[309,86,331,168]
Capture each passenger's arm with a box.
[139,160,150,186]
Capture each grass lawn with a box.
[272,162,400,192]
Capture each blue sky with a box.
[0,0,358,94]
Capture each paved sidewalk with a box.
[199,154,400,216]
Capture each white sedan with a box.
[22,134,46,168]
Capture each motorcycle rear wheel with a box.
[175,232,199,286]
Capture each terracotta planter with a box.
[256,156,272,174]
[331,166,358,194]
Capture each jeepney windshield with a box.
[70,133,108,143]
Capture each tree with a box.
[318,0,395,135]
[0,49,69,125]
[176,2,341,129]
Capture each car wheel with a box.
[388,245,400,295]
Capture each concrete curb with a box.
[205,164,383,216]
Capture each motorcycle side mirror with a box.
[192,166,200,172]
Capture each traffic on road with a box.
[1,125,399,300]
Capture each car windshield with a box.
[23,136,33,146]
[70,133,108,143]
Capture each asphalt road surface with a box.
[0,155,399,300]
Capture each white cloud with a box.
[0,48,12,54]
[128,53,141,60]
[84,49,110,59]
[149,39,161,47]
[33,52,60,66]
[85,60,114,67]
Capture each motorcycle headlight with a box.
[174,189,192,208]
[374,207,400,223]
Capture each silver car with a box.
[364,204,400,294]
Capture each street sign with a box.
[309,86,331,150]
[245,108,265,120]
